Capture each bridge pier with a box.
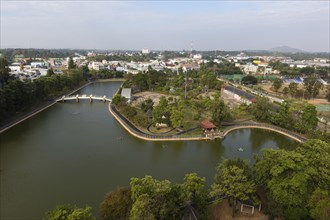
[103,96,106,103]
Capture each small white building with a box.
[121,88,132,101]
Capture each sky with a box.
[1,0,329,52]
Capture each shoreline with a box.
[95,78,125,82]
[108,103,307,143]
[0,81,92,134]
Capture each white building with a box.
[193,54,202,59]
[91,62,105,71]
[31,62,45,68]
[242,63,258,74]
[142,48,150,54]
[121,88,132,101]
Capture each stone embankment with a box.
[109,103,307,143]
[0,82,92,133]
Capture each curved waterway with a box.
[0,81,298,219]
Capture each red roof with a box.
[201,120,216,129]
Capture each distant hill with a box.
[270,46,305,53]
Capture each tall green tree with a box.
[289,82,298,97]
[141,98,154,112]
[211,99,230,127]
[304,76,323,99]
[300,104,318,132]
[68,57,76,70]
[250,97,272,121]
[272,78,283,93]
[0,57,11,87]
[130,175,181,220]
[152,96,169,125]
[100,187,132,220]
[211,159,255,217]
[271,102,293,129]
[181,173,208,217]
[47,68,55,77]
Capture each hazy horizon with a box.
[1,1,329,52]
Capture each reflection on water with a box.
[0,82,298,219]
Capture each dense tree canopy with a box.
[241,75,258,85]
[100,187,132,220]
[253,139,330,219]
[211,159,256,217]
[43,205,96,220]
[0,58,86,124]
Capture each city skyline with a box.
[1,1,329,52]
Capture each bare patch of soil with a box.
[132,91,177,107]
[208,199,268,220]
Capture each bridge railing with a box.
[223,123,307,142]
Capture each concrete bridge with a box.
[56,94,112,103]
[222,123,307,143]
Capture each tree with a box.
[100,187,132,220]
[0,57,11,87]
[201,71,217,89]
[271,102,293,129]
[47,68,55,77]
[300,104,318,132]
[211,99,230,127]
[300,66,315,75]
[68,57,75,70]
[295,139,330,188]
[141,98,154,112]
[152,96,168,125]
[241,75,257,85]
[211,159,255,217]
[253,149,309,219]
[253,140,330,219]
[308,188,330,220]
[272,78,283,93]
[181,173,207,217]
[112,94,122,106]
[170,108,184,128]
[130,175,181,220]
[81,65,90,79]
[43,205,96,220]
[326,88,330,102]
[282,86,289,96]
[250,97,272,122]
[304,76,323,99]
[289,82,298,97]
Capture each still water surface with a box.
[0,81,298,219]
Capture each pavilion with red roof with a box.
[201,120,216,130]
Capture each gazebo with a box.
[201,120,216,132]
